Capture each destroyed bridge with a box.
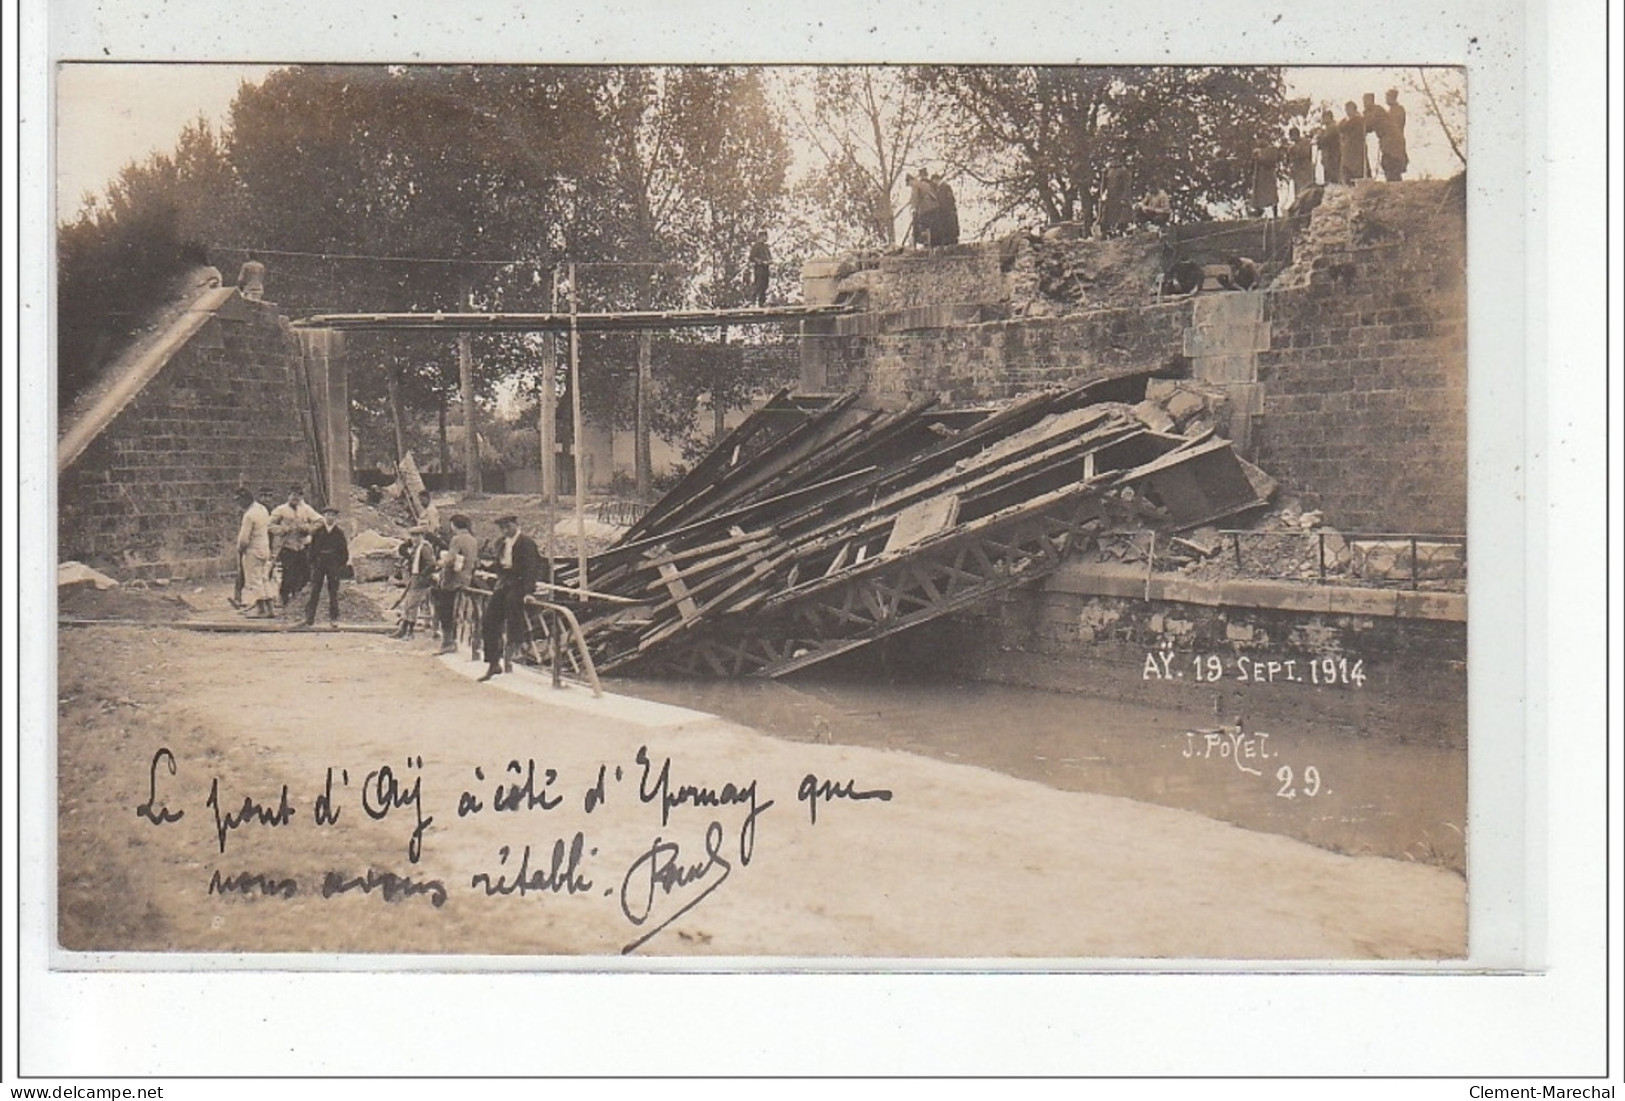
[458,367,1275,680]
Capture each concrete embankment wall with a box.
[947,563,1467,749]
[58,294,312,579]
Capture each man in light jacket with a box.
[234,488,274,619]
[433,514,481,655]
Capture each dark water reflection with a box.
[618,674,1467,874]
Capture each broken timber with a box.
[462,367,1275,680]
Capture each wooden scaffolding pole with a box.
[458,280,482,495]
[636,330,653,501]
[568,261,588,598]
[541,268,559,507]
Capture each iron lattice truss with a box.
[625,496,1100,679]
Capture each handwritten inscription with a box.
[205,777,295,853]
[1143,649,1366,687]
[134,743,892,953]
[470,834,595,897]
[797,773,894,825]
[1182,727,1324,799]
[136,747,184,824]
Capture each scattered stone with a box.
[1171,535,1219,559]
[1165,389,1207,422]
[58,562,119,590]
[1131,400,1176,434]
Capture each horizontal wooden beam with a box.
[291,303,852,333]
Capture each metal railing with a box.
[454,585,604,697]
[593,497,652,528]
[1089,528,1467,590]
[1213,529,1467,589]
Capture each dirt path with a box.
[56,623,1465,959]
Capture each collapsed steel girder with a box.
[607,492,1100,679]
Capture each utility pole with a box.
[457,278,481,495]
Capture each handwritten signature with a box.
[618,821,731,955]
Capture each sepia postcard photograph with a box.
[49,58,1476,963]
[15,0,1619,1084]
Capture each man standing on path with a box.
[269,486,322,608]
[907,171,939,247]
[1100,165,1132,237]
[479,514,545,681]
[1249,142,1280,218]
[391,526,441,640]
[235,488,274,619]
[304,507,349,627]
[434,514,481,655]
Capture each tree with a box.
[56,118,242,409]
[1404,67,1467,169]
[63,65,802,481]
[914,66,1289,233]
[224,65,628,486]
[588,66,792,456]
[780,67,939,251]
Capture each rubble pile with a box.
[1138,500,1466,590]
[1005,230,1169,317]
[1133,379,1233,438]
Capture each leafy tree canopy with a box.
[915,66,1288,232]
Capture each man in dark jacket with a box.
[303,507,349,627]
[907,171,939,247]
[1376,88,1409,181]
[930,172,960,245]
[748,235,772,307]
[1315,108,1342,187]
[1339,101,1370,183]
[479,514,545,681]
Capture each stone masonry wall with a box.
[59,296,312,578]
[1253,180,1467,531]
[808,179,1467,532]
[823,301,1192,405]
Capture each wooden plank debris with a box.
[503,365,1281,679]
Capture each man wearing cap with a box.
[304,507,350,627]
[433,514,481,655]
[479,514,544,681]
[390,524,442,640]
[234,488,275,619]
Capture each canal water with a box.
[619,673,1467,875]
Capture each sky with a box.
[55,63,279,215]
[54,63,1466,222]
